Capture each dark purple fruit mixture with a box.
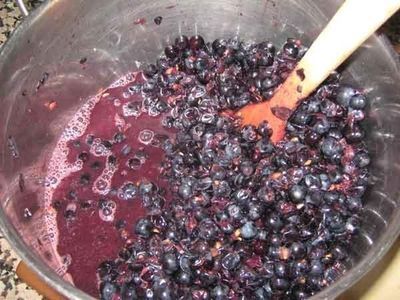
[51,36,370,299]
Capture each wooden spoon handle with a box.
[16,261,65,300]
[276,0,400,108]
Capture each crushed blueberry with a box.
[46,35,370,299]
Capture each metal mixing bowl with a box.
[0,0,400,299]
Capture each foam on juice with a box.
[35,72,174,295]
[42,74,137,286]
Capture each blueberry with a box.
[163,252,178,273]
[121,283,137,300]
[349,94,367,110]
[227,204,243,219]
[336,86,356,107]
[293,290,308,299]
[221,252,241,271]
[261,78,276,90]
[254,286,270,300]
[121,183,138,200]
[354,152,370,168]
[86,134,95,145]
[257,121,272,138]
[198,219,219,240]
[346,196,362,211]
[305,190,322,205]
[248,202,265,221]
[139,180,154,195]
[164,45,179,59]
[328,169,343,183]
[233,189,251,203]
[154,16,163,25]
[195,57,208,71]
[241,125,257,142]
[213,180,231,196]
[319,173,331,191]
[321,137,343,158]
[305,131,321,146]
[134,218,153,238]
[289,185,306,202]
[189,35,205,50]
[240,221,258,239]
[325,212,345,233]
[290,242,306,259]
[177,271,192,285]
[113,132,126,143]
[195,177,212,191]
[107,155,117,166]
[212,39,227,56]
[274,262,288,278]
[102,140,113,149]
[175,35,189,50]
[184,57,195,70]
[211,285,228,300]
[256,139,274,154]
[240,160,254,176]
[309,260,323,275]
[101,282,117,300]
[143,64,158,77]
[292,111,311,126]
[324,191,339,203]
[344,124,365,143]
[179,183,193,199]
[283,40,299,58]
[313,118,330,134]
[158,288,172,300]
[211,165,226,180]
[127,157,141,169]
[256,187,274,204]
[266,213,283,231]
[271,277,289,290]
[197,70,211,84]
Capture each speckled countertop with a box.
[0,1,399,300]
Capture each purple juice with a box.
[45,72,173,296]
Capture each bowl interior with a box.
[0,0,400,299]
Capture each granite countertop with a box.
[0,1,399,300]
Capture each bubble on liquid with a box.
[44,176,58,187]
[44,93,101,200]
[61,254,73,267]
[148,106,161,117]
[114,99,121,107]
[109,73,136,88]
[99,200,117,222]
[92,158,117,195]
[90,138,112,157]
[138,129,154,145]
[23,208,33,219]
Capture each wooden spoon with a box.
[237,0,400,143]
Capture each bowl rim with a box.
[1,1,400,300]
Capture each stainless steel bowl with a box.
[1,0,400,299]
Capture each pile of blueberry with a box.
[98,36,370,299]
